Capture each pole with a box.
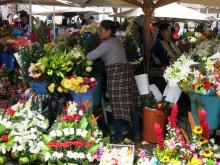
[142,0,154,73]
[29,0,32,32]
[53,6,56,38]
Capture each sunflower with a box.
[198,138,208,145]
[201,149,213,158]
[193,126,203,135]
[160,156,170,164]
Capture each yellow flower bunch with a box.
[48,83,68,94]
[61,77,89,93]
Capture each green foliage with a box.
[19,43,44,84]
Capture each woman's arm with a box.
[87,42,109,60]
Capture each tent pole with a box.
[53,6,56,38]
[142,0,154,73]
[29,0,32,32]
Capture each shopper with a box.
[87,20,140,141]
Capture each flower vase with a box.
[163,84,181,103]
[135,74,150,95]
[31,81,49,95]
[189,94,220,130]
[143,108,168,143]
[70,89,94,113]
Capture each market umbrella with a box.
[33,7,103,16]
[111,3,209,21]
[0,0,73,6]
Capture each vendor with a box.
[20,12,30,37]
[87,20,140,141]
[151,22,181,68]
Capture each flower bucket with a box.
[70,89,94,113]
[31,81,49,95]
[93,75,104,108]
[135,74,150,95]
[189,94,220,130]
[0,53,15,69]
[143,108,168,143]
[163,84,181,103]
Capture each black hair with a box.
[89,16,94,20]
[159,22,170,32]
[100,20,116,36]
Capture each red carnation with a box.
[79,105,86,111]
[154,123,164,150]
[85,142,91,148]
[6,108,15,117]
[1,134,8,142]
[74,114,81,121]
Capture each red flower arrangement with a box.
[48,140,90,149]
[59,114,81,121]
[168,103,178,128]
[154,123,164,150]
[198,109,210,140]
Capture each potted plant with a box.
[142,92,171,143]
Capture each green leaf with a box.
[42,134,52,144]
[80,116,88,130]
[87,144,99,154]
[40,145,51,152]
[6,137,14,150]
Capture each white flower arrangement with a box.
[0,99,48,155]
[164,54,198,86]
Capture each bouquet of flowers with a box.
[61,76,97,93]
[164,54,199,88]
[100,144,134,165]
[42,101,109,164]
[80,24,98,35]
[0,98,48,164]
[69,46,93,76]
[20,43,45,84]
[121,26,143,75]
[153,104,220,164]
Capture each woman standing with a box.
[87,20,140,141]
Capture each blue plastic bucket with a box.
[93,76,104,107]
[70,89,94,113]
[31,81,49,95]
[190,94,220,130]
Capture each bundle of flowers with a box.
[61,76,97,93]
[151,104,220,165]
[80,24,98,35]
[0,98,48,164]
[70,46,93,76]
[42,101,108,164]
[0,64,26,101]
[163,54,199,87]
[100,144,134,165]
[164,39,220,95]
[121,26,143,75]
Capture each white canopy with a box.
[111,3,209,21]
[33,7,103,16]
